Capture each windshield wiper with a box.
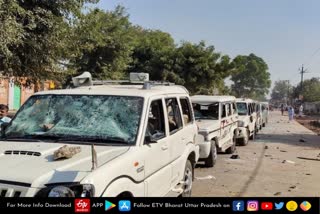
[5,134,61,141]
[58,136,130,145]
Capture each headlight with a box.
[35,183,95,197]
[238,121,245,127]
[48,186,74,197]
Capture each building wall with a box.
[304,102,320,114]
[0,78,9,105]
[0,77,53,110]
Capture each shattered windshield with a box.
[236,102,248,116]
[4,95,143,145]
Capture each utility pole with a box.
[298,64,307,102]
[286,80,290,105]
[299,64,306,92]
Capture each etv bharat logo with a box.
[75,199,90,213]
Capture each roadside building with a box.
[0,75,54,110]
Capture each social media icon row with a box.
[232,200,311,211]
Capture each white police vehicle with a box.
[0,72,200,197]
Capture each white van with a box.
[235,98,257,145]
[191,96,238,167]
[0,73,200,197]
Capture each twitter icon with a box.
[275,202,284,210]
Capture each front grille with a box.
[0,189,7,197]
[13,191,21,197]
[0,184,28,197]
[4,150,41,156]
[0,188,23,197]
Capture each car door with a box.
[142,97,171,196]
[164,97,185,187]
[219,102,228,146]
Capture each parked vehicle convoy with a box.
[191,95,238,167]
[235,98,257,145]
[0,72,200,197]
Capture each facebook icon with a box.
[232,201,244,211]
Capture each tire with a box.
[181,160,193,197]
[249,128,255,140]
[204,141,217,167]
[240,129,249,146]
[226,136,236,154]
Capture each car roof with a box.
[191,95,236,103]
[236,98,255,103]
[34,84,189,98]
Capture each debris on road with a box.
[297,156,320,161]
[274,192,281,196]
[195,175,216,180]
[299,139,306,142]
[264,145,269,149]
[280,150,287,152]
[282,160,295,164]
[230,154,240,159]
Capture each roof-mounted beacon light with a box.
[72,72,93,87]
[130,73,149,82]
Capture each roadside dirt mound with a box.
[295,115,320,135]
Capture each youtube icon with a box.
[261,202,273,210]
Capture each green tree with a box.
[300,78,320,102]
[69,6,134,80]
[231,54,271,99]
[128,28,176,80]
[0,0,98,85]
[271,80,292,101]
[172,41,234,94]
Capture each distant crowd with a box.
[280,104,303,122]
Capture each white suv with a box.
[235,98,257,145]
[191,96,238,167]
[0,73,199,197]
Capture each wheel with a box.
[249,128,255,140]
[181,160,193,197]
[240,129,249,146]
[204,141,217,167]
[226,136,236,154]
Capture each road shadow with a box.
[254,132,320,149]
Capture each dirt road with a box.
[192,111,320,196]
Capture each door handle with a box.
[161,145,168,150]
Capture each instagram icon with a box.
[247,201,259,211]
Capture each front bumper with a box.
[198,139,211,159]
[235,127,248,139]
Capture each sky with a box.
[95,0,320,92]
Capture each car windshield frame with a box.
[192,102,219,120]
[3,94,144,145]
[236,102,248,116]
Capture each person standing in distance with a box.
[0,104,11,124]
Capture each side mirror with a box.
[0,122,9,138]
[145,136,157,144]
